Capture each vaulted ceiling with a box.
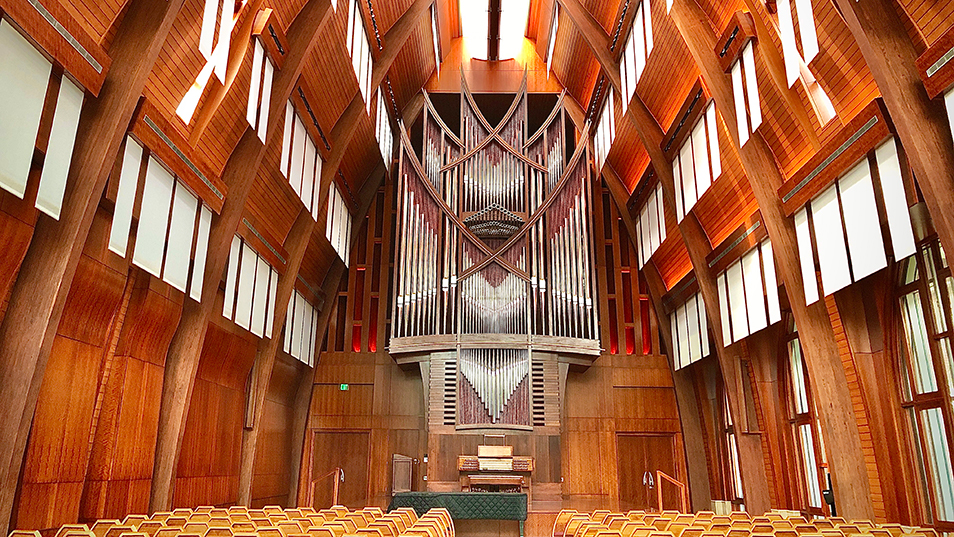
[59,0,903,294]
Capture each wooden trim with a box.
[705,212,767,274]
[662,79,711,161]
[0,0,111,95]
[777,99,892,216]
[291,76,334,160]
[130,99,227,213]
[715,11,757,73]
[915,24,954,99]
[252,8,288,70]
[239,213,290,273]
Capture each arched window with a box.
[897,240,954,527]
[781,316,830,516]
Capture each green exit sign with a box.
[339,383,349,391]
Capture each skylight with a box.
[460,0,530,61]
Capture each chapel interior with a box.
[0,0,953,537]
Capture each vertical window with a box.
[430,5,441,73]
[326,181,354,266]
[222,235,279,338]
[284,290,319,366]
[775,0,835,124]
[180,0,244,122]
[0,20,85,221]
[669,292,709,370]
[375,91,394,169]
[722,391,745,505]
[619,0,653,113]
[783,324,830,515]
[280,102,325,220]
[672,103,721,221]
[246,37,275,142]
[347,0,374,112]
[592,87,616,171]
[730,41,761,146]
[897,241,954,526]
[634,183,666,269]
[716,238,781,345]
[546,4,559,76]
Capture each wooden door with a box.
[311,431,370,509]
[617,434,679,511]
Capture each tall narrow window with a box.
[280,101,325,220]
[284,290,320,366]
[722,391,745,506]
[223,235,279,338]
[327,181,354,266]
[783,324,830,515]
[634,182,666,269]
[620,0,653,112]
[430,5,441,73]
[672,103,721,222]
[246,37,275,142]
[897,241,954,526]
[347,0,374,112]
[375,91,394,169]
[546,4,559,76]
[592,87,616,171]
[730,41,761,146]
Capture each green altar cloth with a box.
[388,492,528,536]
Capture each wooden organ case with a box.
[389,76,601,499]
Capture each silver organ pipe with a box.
[393,81,599,377]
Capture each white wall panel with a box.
[290,116,306,194]
[706,104,721,179]
[840,160,887,280]
[257,59,273,142]
[761,239,781,324]
[293,293,307,359]
[673,157,684,220]
[223,236,241,318]
[794,208,819,304]
[302,137,317,210]
[727,261,748,342]
[281,102,293,177]
[687,295,701,364]
[691,121,711,195]
[742,248,767,334]
[235,244,258,330]
[250,256,270,337]
[678,303,690,369]
[679,141,696,213]
[811,185,852,295]
[731,61,748,145]
[670,313,681,368]
[777,0,800,86]
[266,268,278,336]
[190,205,212,301]
[163,183,198,292]
[309,308,319,366]
[793,0,819,63]
[36,77,84,219]
[284,296,294,353]
[133,158,175,277]
[0,21,52,199]
[875,138,916,260]
[718,274,732,345]
[742,42,761,131]
[247,40,264,128]
[699,296,710,358]
[109,138,144,257]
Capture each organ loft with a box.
[1,0,954,536]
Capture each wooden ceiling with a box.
[54,0,947,293]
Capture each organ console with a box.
[458,445,533,493]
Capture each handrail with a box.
[309,467,343,508]
[656,470,689,513]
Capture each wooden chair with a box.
[752,524,774,533]
[104,525,137,537]
[277,522,304,536]
[117,532,148,537]
[626,512,645,522]
[208,519,230,528]
[330,507,350,518]
[306,528,336,537]
[9,531,42,537]
[230,523,256,533]
[91,520,121,537]
[726,528,750,537]
[164,518,188,529]
[258,528,283,537]
[663,523,688,537]
[342,514,368,529]
[56,525,92,537]
[181,523,208,536]
[153,528,180,537]
[680,527,704,537]
[205,528,232,537]
[651,520,670,531]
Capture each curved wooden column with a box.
[669,0,875,520]
[149,0,335,511]
[0,0,186,531]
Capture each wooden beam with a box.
[291,161,388,506]
[149,0,336,511]
[0,1,186,532]
[829,0,954,275]
[602,166,713,511]
[670,0,875,520]
[556,0,621,91]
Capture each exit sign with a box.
[339,383,349,391]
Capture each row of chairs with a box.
[9,505,453,537]
[551,510,940,537]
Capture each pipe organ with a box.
[391,76,600,428]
